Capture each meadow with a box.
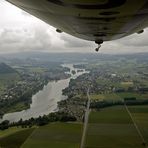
[0,106,147,148]
[129,105,148,144]
[0,128,35,148]
[85,106,146,148]
[22,123,83,148]
[90,92,148,102]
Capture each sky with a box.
[0,0,148,54]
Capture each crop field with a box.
[22,123,83,148]
[0,127,27,138]
[85,106,145,148]
[90,92,148,102]
[88,106,132,124]
[0,128,35,148]
[90,93,122,101]
[128,105,148,144]
[117,92,148,100]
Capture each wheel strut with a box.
[95,40,103,52]
[95,44,101,52]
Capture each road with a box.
[80,88,91,148]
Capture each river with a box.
[0,64,86,123]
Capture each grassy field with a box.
[85,106,145,148]
[0,123,82,148]
[90,92,148,102]
[28,67,47,74]
[117,92,148,100]
[0,128,35,148]
[90,93,122,101]
[22,123,83,148]
[0,127,27,138]
[128,105,148,144]
[89,106,132,124]
[0,106,147,148]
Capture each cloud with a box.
[0,24,53,53]
[117,29,148,47]
[101,30,148,54]
[60,34,93,48]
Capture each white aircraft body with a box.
[6,0,148,50]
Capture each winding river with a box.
[0,64,86,123]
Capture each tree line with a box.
[0,111,76,130]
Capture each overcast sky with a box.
[0,0,148,54]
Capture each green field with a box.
[90,92,148,102]
[85,106,145,148]
[28,67,47,74]
[0,127,27,138]
[90,93,122,101]
[117,92,148,100]
[0,128,35,148]
[0,123,82,148]
[22,123,83,148]
[0,107,147,148]
[89,106,132,124]
[129,105,148,144]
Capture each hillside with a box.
[0,63,20,95]
[0,63,17,74]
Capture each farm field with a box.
[22,122,83,148]
[128,105,148,144]
[90,93,121,101]
[0,107,147,148]
[0,128,35,148]
[90,92,148,101]
[0,127,28,138]
[85,106,145,148]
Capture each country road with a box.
[80,88,91,148]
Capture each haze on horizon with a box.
[0,0,148,54]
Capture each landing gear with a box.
[95,44,101,52]
[95,40,103,52]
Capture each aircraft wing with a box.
[6,0,148,43]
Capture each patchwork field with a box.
[0,123,82,148]
[0,106,147,148]
[85,106,146,148]
[22,123,83,148]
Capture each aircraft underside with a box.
[6,0,148,46]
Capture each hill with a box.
[0,63,17,74]
[0,63,20,95]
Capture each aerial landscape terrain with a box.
[1,0,148,147]
[0,52,148,148]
